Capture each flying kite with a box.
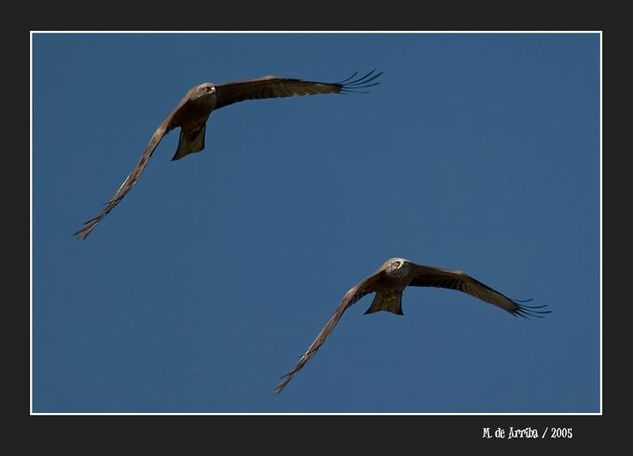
[274,257,549,393]
[75,70,382,239]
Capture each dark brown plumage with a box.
[274,257,549,393]
[75,70,382,239]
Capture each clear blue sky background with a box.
[32,33,600,413]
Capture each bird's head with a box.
[191,82,216,99]
[383,257,411,276]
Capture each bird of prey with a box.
[274,257,550,393]
[75,70,382,239]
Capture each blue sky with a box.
[32,32,600,413]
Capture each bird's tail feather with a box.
[172,126,206,160]
[364,294,404,315]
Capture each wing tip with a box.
[74,221,97,240]
[336,69,383,94]
[273,374,293,394]
[510,300,551,320]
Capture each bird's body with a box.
[169,83,217,160]
[274,257,549,393]
[75,71,382,239]
[363,258,412,315]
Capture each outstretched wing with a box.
[214,69,382,111]
[407,263,550,319]
[74,98,188,239]
[274,268,386,394]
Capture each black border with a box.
[11,1,625,451]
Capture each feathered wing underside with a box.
[273,270,386,393]
[214,70,382,111]
[408,264,550,319]
[74,100,186,239]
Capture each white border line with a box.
[30,30,603,33]
[32,412,599,416]
[599,30,603,415]
[30,30,603,416]
[30,31,34,416]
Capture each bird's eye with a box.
[394,261,401,267]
